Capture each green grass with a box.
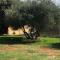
[0,37,60,60]
[34,37,60,45]
[0,52,53,60]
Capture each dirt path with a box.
[38,47,60,57]
[0,45,60,57]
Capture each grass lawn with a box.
[0,37,60,60]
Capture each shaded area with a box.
[0,36,36,44]
[50,43,60,49]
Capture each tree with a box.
[0,0,11,35]
[0,0,59,39]
[18,0,60,38]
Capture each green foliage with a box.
[0,36,37,44]
[0,0,60,38]
[17,0,60,38]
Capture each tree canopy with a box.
[0,0,60,39]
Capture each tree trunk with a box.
[22,26,31,39]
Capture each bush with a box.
[0,36,36,44]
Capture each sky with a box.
[55,0,60,6]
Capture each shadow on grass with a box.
[50,43,60,49]
[0,37,36,44]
